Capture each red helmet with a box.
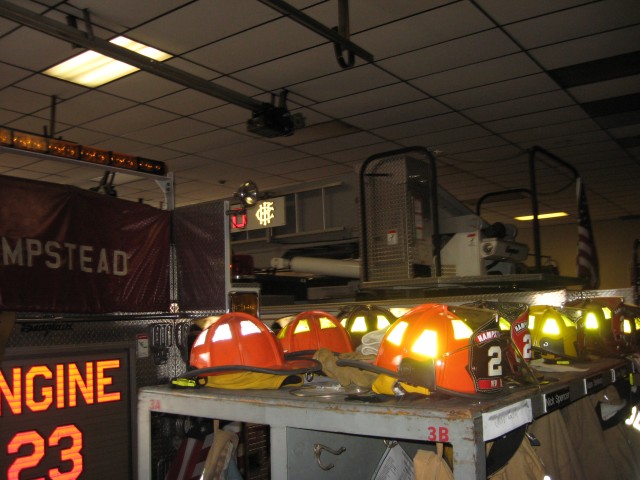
[374,304,515,395]
[277,310,353,354]
[190,312,320,375]
[464,301,532,363]
[561,297,630,356]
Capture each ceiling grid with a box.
[0,0,637,224]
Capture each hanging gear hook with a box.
[313,443,346,470]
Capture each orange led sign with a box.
[0,125,167,176]
[0,345,134,480]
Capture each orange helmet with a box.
[374,304,512,395]
[189,312,320,375]
[277,310,353,354]
[337,304,396,349]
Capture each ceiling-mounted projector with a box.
[247,90,305,138]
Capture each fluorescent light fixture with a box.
[44,36,171,87]
[514,212,569,221]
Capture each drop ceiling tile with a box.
[463,90,575,123]
[179,161,258,185]
[379,29,520,79]
[332,1,449,32]
[72,0,191,30]
[256,156,332,175]
[98,71,183,103]
[0,151,39,168]
[5,160,73,173]
[483,106,589,133]
[0,62,31,89]
[129,0,279,54]
[313,83,425,118]
[504,0,640,49]
[9,116,73,138]
[285,163,353,182]
[82,105,179,136]
[0,15,17,35]
[502,118,601,143]
[164,57,221,80]
[395,124,490,149]
[355,1,493,58]
[52,127,111,146]
[432,134,508,155]
[185,18,322,74]
[268,120,360,147]
[251,174,300,192]
[192,103,252,128]
[408,53,542,96]
[15,73,87,101]
[211,75,265,98]
[203,138,282,161]
[194,130,259,158]
[4,168,47,180]
[166,155,212,172]
[133,146,184,162]
[550,139,622,157]
[295,132,381,156]
[474,0,592,24]
[35,91,136,126]
[530,25,640,69]
[0,28,72,71]
[447,144,522,162]
[123,117,216,145]
[233,44,347,92]
[162,128,240,154]
[232,148,308,168]
[568,74,640,103]
[0,108,22,125]
[345,99,451,130]
[437,73,559,110]
[372,112,472,140]
[288,108,333,129]
[525,130,612,152]
[92,136,160,156]
[0,86,50,114]
[292,64,398,103]
[608,123,640,139]
[149,89,227,115]
[321,142,401,164]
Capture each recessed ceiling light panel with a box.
[44,36,171,87]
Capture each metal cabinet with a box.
[138,357,630,480]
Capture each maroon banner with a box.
[0,175,170,313]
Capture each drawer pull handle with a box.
[313,443,346,470]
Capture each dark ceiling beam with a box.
[0,0,266,112]
[257,0,374,64]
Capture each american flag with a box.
[576,177,599,289]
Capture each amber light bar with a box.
[0,126,166,176]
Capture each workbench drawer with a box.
[286,428,425,479]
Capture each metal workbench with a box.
[137,357,630,479]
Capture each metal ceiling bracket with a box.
[82,8,94,39]
[334,0,355,68]
[156,172,175,211]
[0,0,266,112]
[258,0,373,65]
